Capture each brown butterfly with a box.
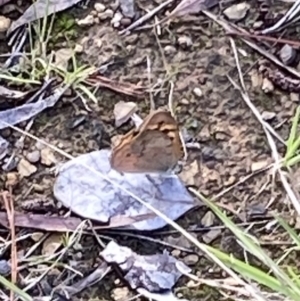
[110,109,184,173]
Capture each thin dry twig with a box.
[228,31,300,49]
[119,0,174,35]
[158,0,218,25]
[86,75,146,98]
[202,10,300,80]
[146,55,155,110]
[261,0,300,34]
[2,190,17,301]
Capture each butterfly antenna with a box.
[168,81,188,162]
[146,55,156,111]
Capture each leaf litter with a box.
[1,0,300,300]
[101,241,191,293]
[7,0,83,35]
[53,148,196,231]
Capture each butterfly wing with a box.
[110,110,184,173]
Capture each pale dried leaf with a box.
[8,0,82,34]
[113,101,138,127]
[101,241,191,292]
[170,0,219,17]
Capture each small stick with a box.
[262,0,300,34]
[146,56,155,110]
[228,31,300,49]
[167,81,188,162]
[119,0,174,35]
[2,190,17,301]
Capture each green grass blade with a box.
[0,275,32,301]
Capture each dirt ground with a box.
[1,0,300,300]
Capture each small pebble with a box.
[121,17,131,26]
[114,278,121,285]
[95,38,103,48]
[250,70,262,88]
[74,252,83,260]
[90,10,98,17]
[112,287,130,301]
[201,211,215,227]
[17,158,37,178]
[224,175,236,186]
[251,160,269,172]
[261,111,276,121]
[94,3,106,13]
[183,254,199,265]
[0,128,11,138]
[253,21,263,29]
[0,16,11,32]
[223,3,250,21]
[111,11,123,28]
[120,0,136,18]
[99,9,114,20]
[171,249,181,258]
[247,204,267,217]
[280,44,296,65]
[214,132,227,141]
[31,232,44,242]
[125,34,138,44]
[290,92,300,102]
[110,1,120,11]
[74,44,83,53]
[0,260,10,276]
[203,229,222,244]
[26,150,41,163]
[164,45,176,55]
[186,280,197,288]
[262,78,274,93]
[5,172,19,187]
[41,148,56,166]
[76,15,94,26]
[193,87,203,97]
[178,36,193,48]
[35,141,46,150]
[180,98,189,105]
[33,184,45,192]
